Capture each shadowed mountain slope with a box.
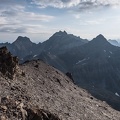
[0,31,88,62]
[41,31,88,54]
[0,36,37,59]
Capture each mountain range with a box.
[1,31,120,111]
[108,39,120,47]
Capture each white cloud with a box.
[85,19,106,25]
[74,14,81,19]
[32,0,120,9]
[32,0,80,8]
[0,0,27,6]
[0,17,8,25]
[78,0,120,11]
[0,1,55,34]
[19,12,54,22]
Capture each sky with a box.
[0,0,120,43]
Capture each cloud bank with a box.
[32,0,120,9]
[0,0,120,42]
[0,0,55,34]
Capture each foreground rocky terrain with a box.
[0,47,120,120]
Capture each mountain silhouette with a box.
[41,30,88,54]
[0,36,37,59]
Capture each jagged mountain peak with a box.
[89,34,111,46]
[93,34,107,42]
[40,31,88,55]
[53,30,68,37]
[17,36,29,39]
[96,34,105,39]
[10,36,36,58]
[13,36,32,45]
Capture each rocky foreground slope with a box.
[0,47,120,120]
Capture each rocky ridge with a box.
[0,47,120,120]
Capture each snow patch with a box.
[108,56,111,58]
[76,58,86,64]
[76,57,89,65]
[33,55,37,58]
[104,50,106,52]
[109,51,113,54]
[115,92,120,97]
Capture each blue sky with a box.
[0,0,120,43]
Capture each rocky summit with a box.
[0,48,120,120]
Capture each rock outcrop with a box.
[0,96,60,120]
[0,46,19,79]
[27,108,60,120]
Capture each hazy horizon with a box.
[1,31,120,44]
